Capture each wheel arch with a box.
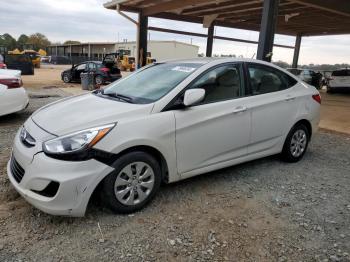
[88,145,170,209]
[293,119,312,139]
[112,145,170,183]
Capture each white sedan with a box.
[0,75,29,117]
[8,58,320,216]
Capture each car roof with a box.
[78,61,102,64]
[161,57,290,67]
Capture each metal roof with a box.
[104,0,350,36]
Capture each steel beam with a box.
[257,0,279,62]
[147,26,294,49]
[206,24,214,57]
[292,34,302,68]
[137,14,148,67]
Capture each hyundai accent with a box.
[8,58,321,216]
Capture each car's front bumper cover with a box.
[7,120,114,217]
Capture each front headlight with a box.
[43,124,115,155]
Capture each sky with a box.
[1,0,350,65]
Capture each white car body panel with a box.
[7,58,321,216]
[0,69,21,78]
[174,98,250,176]
[0,85,29,117]
[329,76,350,88]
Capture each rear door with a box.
[244,63,299,154]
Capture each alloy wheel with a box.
[290,129,307,157]
[114,162,155,206]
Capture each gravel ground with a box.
[0,89,349,262]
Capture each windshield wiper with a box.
[103,92,134,103]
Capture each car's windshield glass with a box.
[103,63,201,104]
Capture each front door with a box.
[74,63,87,80]
[174,63,251,176]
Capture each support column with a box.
[292,34,302,68]
[206,24,214,57]
[257,0,279,62]
[137,13,148,68]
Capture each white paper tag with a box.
[171,66,196,73]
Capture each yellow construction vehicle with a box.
[146,57,157,65]
[8,49,41,68]
[119,55,136,72]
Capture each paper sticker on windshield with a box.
[171,66,196,73]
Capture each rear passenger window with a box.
[247,64,297,95]
[332,70,350,76]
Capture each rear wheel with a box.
[62,73,71,83]
[100,151,161,214]
[281,124,309,162]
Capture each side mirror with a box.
[183,89,205,107]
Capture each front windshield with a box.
[103,63,201,103]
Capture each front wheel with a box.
[100,151,161,214]
[281,124,310,162]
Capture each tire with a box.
[95,75,104,85]
[281,124,310,163]
[100,151,161,214]
[62,73,71,83]
[327,87,333,93]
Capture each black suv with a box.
[61,54,122,85]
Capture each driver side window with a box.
[189,64,243,104]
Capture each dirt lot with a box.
[0,68,349,261]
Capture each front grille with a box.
[10,156,25,183]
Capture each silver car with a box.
[328,68,350,93]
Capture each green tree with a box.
[17,34,29,50]
[64,40,81,45]
[27,33,51,50]
[0,33,17,51]
[273,60,290,69]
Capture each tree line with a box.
[0,33,82,52]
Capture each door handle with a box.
[285,96,295,101]
[232,106,248,114]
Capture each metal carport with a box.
[104,0,350,68]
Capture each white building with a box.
[48,40,199,61]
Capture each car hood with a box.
[31,93,154,136]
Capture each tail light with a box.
[312,94,321,104]
[100,67,110,73]
[0,78,23,89]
